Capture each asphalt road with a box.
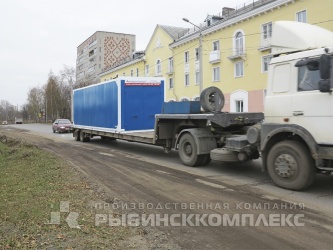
[2,123,333,249]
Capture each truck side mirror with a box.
[320,54,331,79]
[319,80,331,93]
[319,54,332,93]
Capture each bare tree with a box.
[26,86,44,122]
[74,73,97,89]
[44,71,61,122]
[59,65,76,120]
[24,65,78,123]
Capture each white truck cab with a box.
[260,21,333,190]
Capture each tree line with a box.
[0,65,95,124]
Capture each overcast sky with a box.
[0,0,246,107]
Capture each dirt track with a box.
[2,126,333,249]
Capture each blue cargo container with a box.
[73,77,165,132]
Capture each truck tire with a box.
[74,130,80,141]
[80,131,90,142]
[200,87,225,112]
[198,154,211,166]
[267,140,315,191]
[178,133,201,167]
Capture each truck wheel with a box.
[267,140,315,190]
[198,154,211,166]
[179,133,200,167]
[200,87,225,112]
[74,130,80,141]
[80,131,90,142]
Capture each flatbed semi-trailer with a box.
[73,22,333,191]
[74,110,264,167]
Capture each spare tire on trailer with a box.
[200,87,225,112]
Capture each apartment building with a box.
[98,0,333,112]
[76,31,136,84]
[170,0,333,111]
[100,25,189,86]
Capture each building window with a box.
[130,69,133,76]
[262,22,272,40]
[195,71,200,85]
[235,61,244,77]
[213,40,220,51]
[235,31,244,55]
[169,78,174,89]
[236,100,244,112]
[185,51,190,63]
[89,48,96,57]
[168,57,173,73]
[156,60,162,75]
[136,68,139,76]
[195,48,199,61]
[296,10,307,23]
[213,67,220,81]
[145,65,149,76]
[262,55,272,73]
[185,73,190,86]
[231,90,248,112]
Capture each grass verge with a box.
[0,136,134,249]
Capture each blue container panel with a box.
[121,80,164,130]
[74,81,118,128]
[162,101,201,114]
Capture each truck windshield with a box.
[297,65,321,91]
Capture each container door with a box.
[122,80,163,131]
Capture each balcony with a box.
[228,49,246,61]
[258,38,272,52]
[209,50,221,64]
[166,66,174,75]
[89,40,97,48]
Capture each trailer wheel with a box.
[267,140,315,190]
[200,87,225,112]
[178,133,201,167]
[74,130,80,141]
[80,131,90,142]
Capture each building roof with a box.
[158,25,189,41]
[170,0,287,47]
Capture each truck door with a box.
[292,59,333,144]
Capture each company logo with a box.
[45,201,80,229]
[124,80,161,86]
